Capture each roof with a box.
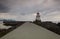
[1,22,60,39]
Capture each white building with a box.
[36,12,41,21]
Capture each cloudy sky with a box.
[0,0,60,22]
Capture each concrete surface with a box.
[1,22,60,39]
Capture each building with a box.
[36,12,41,21]
[33,12,41,25]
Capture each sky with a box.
[0,0,60,22]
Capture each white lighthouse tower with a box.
[36,12,41,21]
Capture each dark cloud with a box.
[54,0,60,1]
[0,4,9,13]
[0,0,8,3]
[53,0,60,4]
[0,0,10,13]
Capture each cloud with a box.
[41,11,60,22]
[0,0,44,13]
[8,0,45,13]
[0,0,59,13]
[43,0,58,7]
[0,0,10,13]
[0,4,9,13]
[16,13,36,21]
[0,0,60,22]
[0,13,18,20]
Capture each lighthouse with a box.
[35,12,41,22]
[33,12,41,25]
